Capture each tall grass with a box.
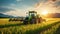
[40,22,60,34]
[0,18,60,34]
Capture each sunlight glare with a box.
[41,10,48,15]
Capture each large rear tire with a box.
[30,18,36,24]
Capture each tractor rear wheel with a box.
[30,18,36,24]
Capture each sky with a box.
[0,0,60,17]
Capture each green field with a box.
[0,18,60,34]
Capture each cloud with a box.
[34,0,60,13]
[0,4,34,17]
[16,0,22,2]
[0,7,15,13]
[55,1,60,6]
[0,0,60,17]
[10,4,16,7]
[3,8,26,17]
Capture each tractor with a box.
[23,11,45,24]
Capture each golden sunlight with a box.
[41,10,48,16]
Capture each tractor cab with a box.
[28,11,37,17]
[28,11,37,19]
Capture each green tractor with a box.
[23,11,45,24]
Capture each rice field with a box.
[0,18,60,34]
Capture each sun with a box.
[41,10,48,15]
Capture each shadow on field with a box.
[54,26,60,34]
[0,23,25,28]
